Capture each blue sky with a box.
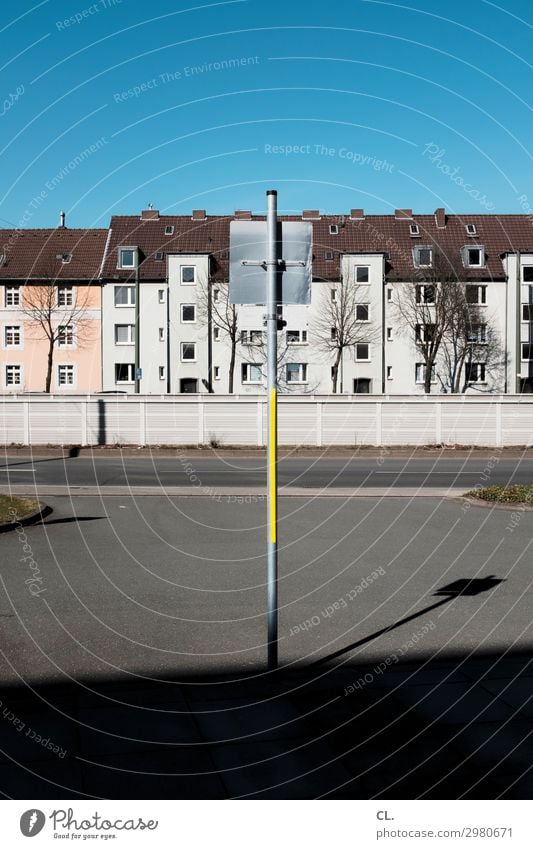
[1,0,532,227]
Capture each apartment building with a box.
[2,206,533,395]
[0,223,107,393]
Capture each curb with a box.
[456,495,533,512]
[0,503,52,533]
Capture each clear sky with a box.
[1,0,532,227]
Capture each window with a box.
[214,366,220,380]
[464,362,486,383]
[387,327,392,340]
[330,327,337,340]
[115,324,135,344]
[5,285,20,307]
[415,284,435,304]
[213,288,220,302]
[409,224,420,236]
[523,268,533,282]
[286,329,307,344]
[462,246,485,267]
[415,363,436,384]
[415,323,436,343]
[4,326,21,346]
[353,378,371,393]
[330,289,337,301]
[159,366,165,380]
[242,363,263,383]
[158,289,166,303]
[387,288,392,302]
[355,266,370,283]
[466,224,477,236]
[57,285,73,307]
[355,343,370,361]
[355,304,369,322]
[522,344,533,360]
[155,251,164,261]
[413,246,432,267]
[522,304,533,321]
[60,253,72,264]
[181,266,196,284]
[466,285,487,305]
[286,363,307,383]
[57,324,74,347]
[387,366,392,379]
[158,327,165,342]
[324,251,333,260]
[181,304,196,323]
[181,342,196,361]
[467,323,487,343]
[5,364,21,386]
[329,224,339,235]
[114,285,135,306]
[57,364,74,386]
[115,363,135,383]
[241,330,263,345]
[118,248,136,269]
[164,225,174,236]
[213,326,220,341]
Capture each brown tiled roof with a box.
[0,228,108,281]
[103,212,533,283]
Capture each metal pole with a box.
[266,189,278,669]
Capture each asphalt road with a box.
[1,454,532,490]
[1,494,531,680]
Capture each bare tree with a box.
[20,269,94,392]
[311,276,379,393]
[197,278,239,393]
[392,248,464,393]
[240,328,319,393]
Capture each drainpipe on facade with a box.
[504,270,508,394]
[207,273,213,393]
[166,273,170,394]
[134,249,140,394]
[516,250,521,394]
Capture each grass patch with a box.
[466,484,533,505]
[0,494,40,524]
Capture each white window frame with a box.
[5,285,20,307]
[114,285,136,307]
[114,324,135,345]
[4,363,22,388]
[329,224,339,235]
[521,343,533,361]
[181,265,196,285]
[522,304,533,321]
[164,225,174,236]
[214,366,220,380]
[242,363,263,384]
[462,245,485,268]
[522,267,533,283]
[413,246,433,268]
[4,325,22,347]
[416,284,436,304]
[464,362,486,384]
[159,366,166,380]
[409,223,420,236]
[181,303,196,323]
[330,289,337,302]
[158,327,166,342]
[415,362,436,384]
[57,363,75,388]
[158,288,166,304]
[466,224,477,236]
[57,285,74,307]
[181,342,196,362]
[355,266,370,284]
[57,324,75,348]
[467,323,487,344]
[286,329,308,344]
[241,330,263,345]
[115,363,135,384]
[355,343,370,362]
[466,284,487,306]
[117,247,137,269]
[213,326,220,341]
[286,362,308,384]
[355,304,370,322]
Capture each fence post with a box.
[23,400,30,446]
[198,401,204,445]
[375,401,382,446]
[81,398,88,445]
[435,402,442,445]
[257,398,263,446]
[317,401,323,447]
[139,400,146,445]
[495,401,502,447]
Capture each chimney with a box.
[350,208,364,219]
[435,207,446,228]
[234,210,252,219]
[395,208,412,219]
[302,209,321,219]
[192,209,206,220]
[141,208,160,220]
[59,211,66,228]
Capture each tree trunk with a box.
[332,349,342,393]
[228,341,236,394]
[424,359,433,394]
[45,338,54,393]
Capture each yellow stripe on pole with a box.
[269,387,277,543]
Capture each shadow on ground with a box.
[0,643,531,800]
